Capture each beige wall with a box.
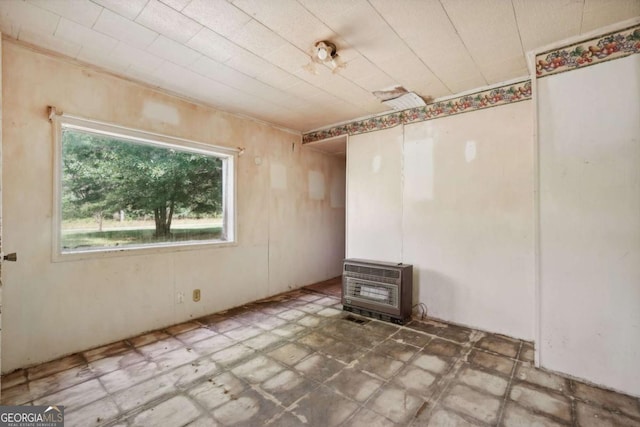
[538,54,640,397]
[346,101,535,340]
[1,41,345,372]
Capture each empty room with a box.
[0,0,639,426]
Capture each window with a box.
[52,113,237,259]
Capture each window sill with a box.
[52,239,238,263]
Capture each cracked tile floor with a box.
[2,278,639,426]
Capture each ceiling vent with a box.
[373,86,428,110]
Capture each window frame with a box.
[51,113,238,262]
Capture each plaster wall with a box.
[1,41,345,372]
[403,102,535,340]
[537,54,640,396]
[345,101,535,340]
[346,126,403,263]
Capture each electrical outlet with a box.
[176,292,184,304]
[193,289,201,302]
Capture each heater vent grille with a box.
[344,264,400,283]
[345,278,398,309]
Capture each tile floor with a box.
[2,278,639,426]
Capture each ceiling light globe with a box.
[317,47,328,61]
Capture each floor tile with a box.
[138,337,184,359]
[165,321,201,336]
[29,365,96,401]
[223,325,263,341]
[297,315,323,327]
[130,395,201,427]
[420,408,482,426]
[99,360,162,393]
[243,332,284,350]
[375,339,419,362]
[211,388,282,427]
[422,338,465,358]
[368,385,424,424]
[344,407,397,427]
[27,354,86,381]
[357,353,404,380]
[442,384,502,424]
[475,334,520,358]
[210,343,256,368]
[64,397,120,427]
[271,323,307,338]
[292,386,359,427]
[165,356,219,389]
[321,340,366,364]
[393,366,437,398]
[261,369,319,406]
[407,319,474,343]
[188,371,246,411]
[33,378,106,410]
[175,327,218,345]
[468,349,514,376]
[412,353,450,374]
[128,331,170,348]
[510,383,572,422]
[520,342,535,362]
[191,334,235,356]
[1,383,32,405]
[515,363,569,393]
[231,355,284,384]
[83,341,132,363]
[268,343,311,366]
[575,401,640,427]
[326,367,384,402]
[573,381,640,419]
[6,278,640,427]
[457,366,509,397]
[1,369,27,390]
[88,349,146,376]
[296,331,336,350]
[113,373,176,411]
[392,328,431,347]
[503,402,567,427]
[294,353,345,382]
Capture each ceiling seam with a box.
[438,0,489,86]
[218,2,384,112]
[510,0,526,59]
[295,0,424,97]
[366,0,453,94]
[85,0,362,121]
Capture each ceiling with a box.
[1,0,638,133]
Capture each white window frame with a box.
[52,113,238,261]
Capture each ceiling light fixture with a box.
[304,40,346,75]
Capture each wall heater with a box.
[342,258,413,325]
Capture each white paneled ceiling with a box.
[1,0,638,132]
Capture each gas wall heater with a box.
[342,259,413,325]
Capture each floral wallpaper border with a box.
[302,80,532,144]
[536,24,640,78]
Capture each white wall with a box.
[346,101,535,340]
[538,54,640,396]
[347,126,403,262]
[1,41,345,372]
[403,103,535,340]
